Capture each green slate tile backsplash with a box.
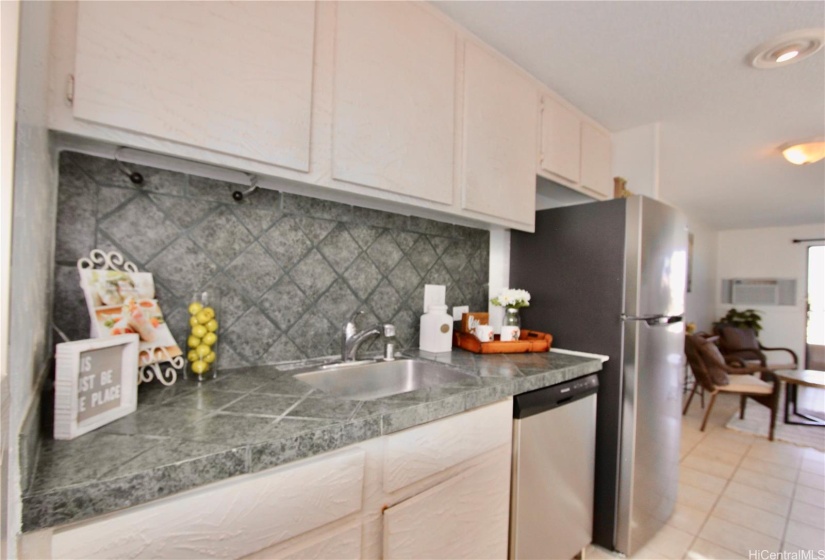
[52,151,490,368]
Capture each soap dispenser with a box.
[419,305,453,353]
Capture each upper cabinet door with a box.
[580,122,613,199]
[332,3,456,205]
[73,2,315,172]
[462,43,537,229]
[540,95,581,183]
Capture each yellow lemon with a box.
[191,360,208,375]
[196,344,211,358]
[202,307,215,321]
[187,335,201,349]
[189,316,199,328]
[196,310,211,324]
[191,325,207,338]
[204,351,216,364]
[187,350,198,362]
[206,319,219,332]
[202,332,218,346]
[188,302,204,315]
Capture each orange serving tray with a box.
[453,329,553,354]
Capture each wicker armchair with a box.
[683,333,780,440]
[713,324,798,371]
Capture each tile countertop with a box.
[22,348,604,532]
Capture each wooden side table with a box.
[775,370,825,427]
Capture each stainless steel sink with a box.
[293,359,474,401]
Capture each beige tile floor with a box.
[585,392,825,560]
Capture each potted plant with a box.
[715,308,763,334]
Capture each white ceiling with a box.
[434,1,825,230]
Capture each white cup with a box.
[474,325,494,342]
[500,326,520,342]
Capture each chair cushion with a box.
[719,325,759,351]
[694,337,730,386]
[719,374,773,395]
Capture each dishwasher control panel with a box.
[513,373,599,419]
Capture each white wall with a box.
[612,122,660,199]
[487,228,510,332]
[684,217,718,332]
[1,2,21,557]
[3,2,56,556]
[716,223,825,365]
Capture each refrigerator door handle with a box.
[621,314,683,326]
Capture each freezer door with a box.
[625,196,688,318]
[616,317,684,555]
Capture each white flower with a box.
[490,288,531,309]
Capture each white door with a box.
[332,2,456,204]
[73,2,316,171]
[806,245,825,371]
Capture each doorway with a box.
[806,245,825,371]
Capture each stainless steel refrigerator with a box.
[510,195,687,556]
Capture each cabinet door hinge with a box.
[65,74,74,105]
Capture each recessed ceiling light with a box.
[748,29,824,69]
[774,47,799,63]
[779,138,825,165]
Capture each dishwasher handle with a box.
[514,374,599,419]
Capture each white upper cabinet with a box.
[332,3,456,205]
[580,121,613,199]
[538,94,613,200]
[73,2,315,171]
[540,95,581,183]
[461,42,538,229]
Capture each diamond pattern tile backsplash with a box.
[52,152,490,368]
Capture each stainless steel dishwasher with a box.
[510,374,599,560]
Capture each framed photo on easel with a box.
[54,334,140,440]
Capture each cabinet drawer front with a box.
[52,448,366,559]
[383,398,511,493]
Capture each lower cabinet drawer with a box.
[51,448,366,559]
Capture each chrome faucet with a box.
[341,310,396,362]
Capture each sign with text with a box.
[54,335,139,440]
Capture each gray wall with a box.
[5,1,57,549]
[53,152,490,368]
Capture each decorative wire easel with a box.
[77,249,183,386]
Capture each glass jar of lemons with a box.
[186,290,220,381]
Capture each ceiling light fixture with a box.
[748,29,824,69]
[779,138,825,165]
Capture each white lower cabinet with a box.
[20,399,513,560]
[49,448,367,560]
[383,446,511,559]
[243,520,363,560]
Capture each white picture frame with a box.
[54,334,140,440]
